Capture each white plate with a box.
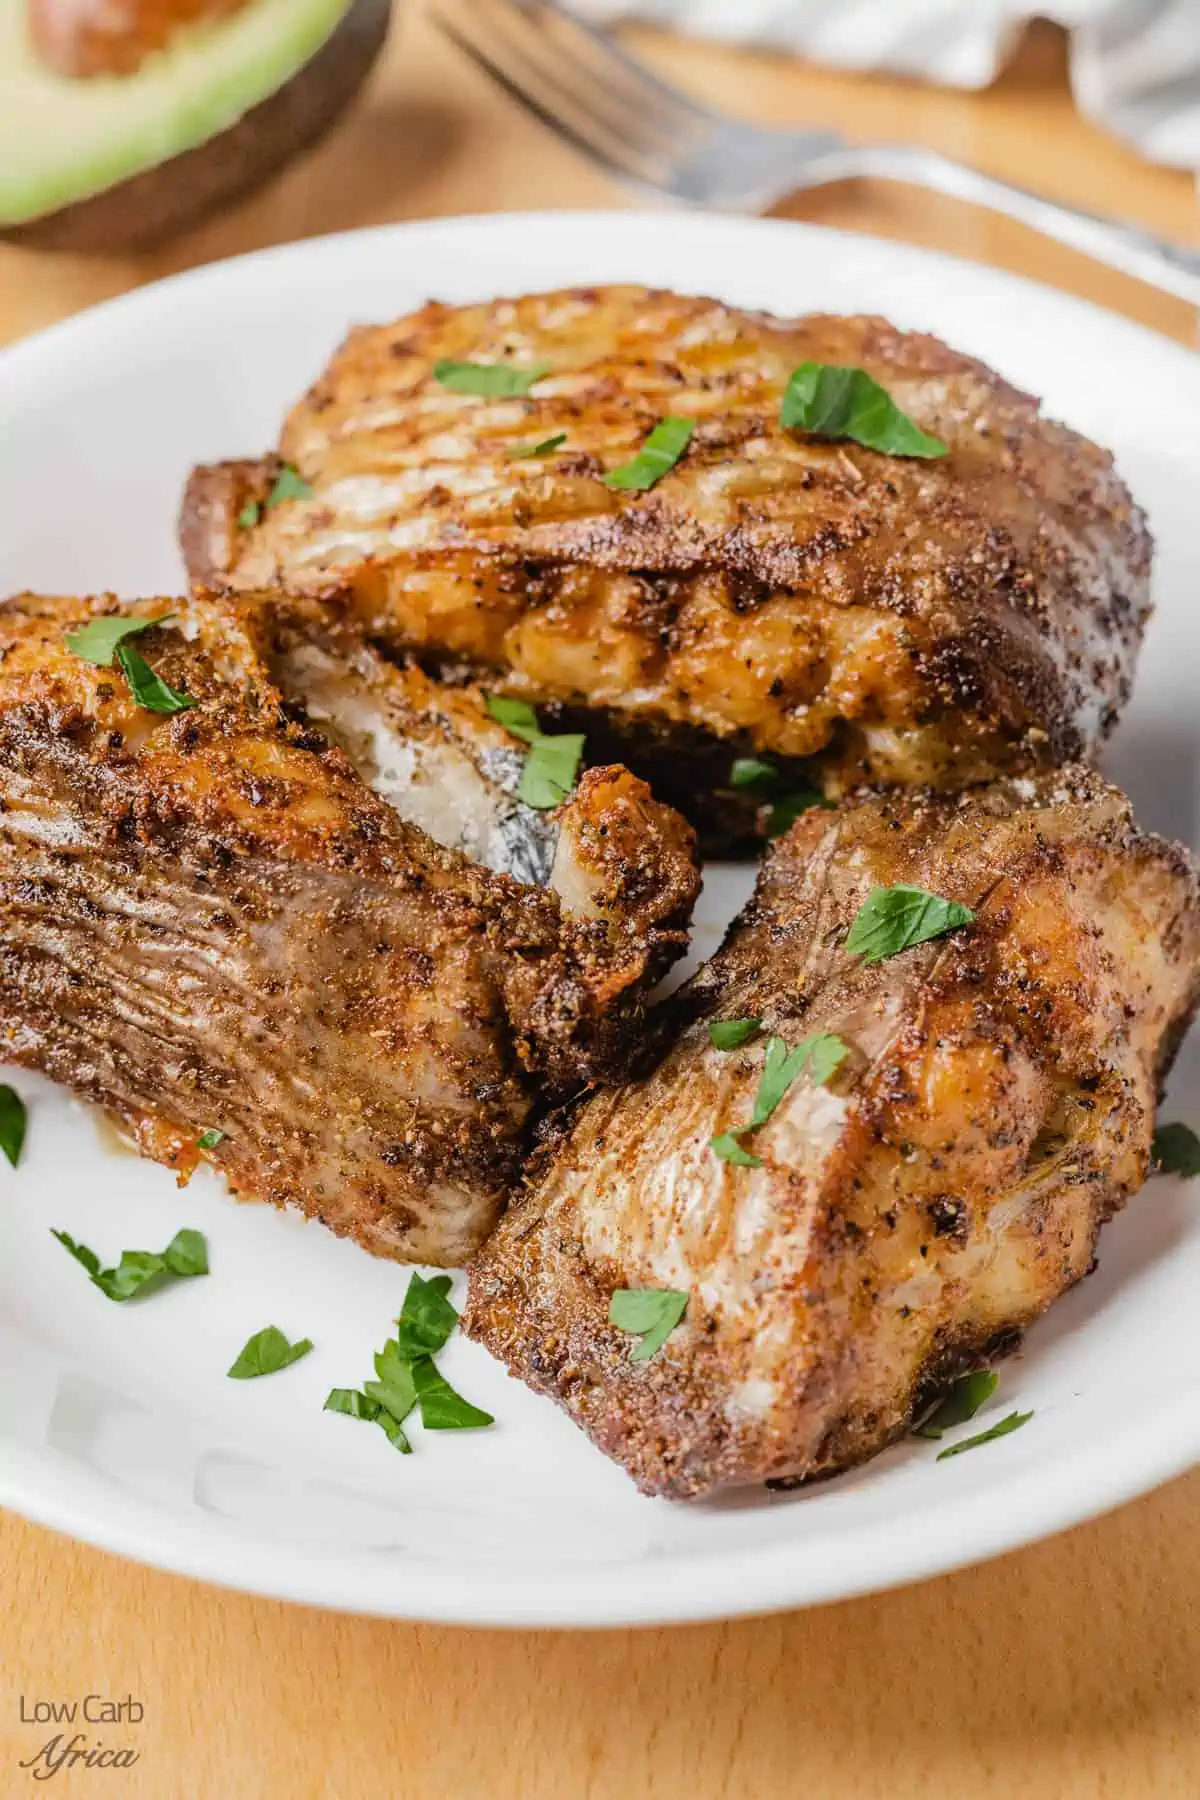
[1,212,1198,1629]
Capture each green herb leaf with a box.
[709,1131,763,1166]
[236,501,261,529]
[364,1338,419,1425]
[766,791,829,838]
[937,1409,1034,1461]
[709,1018,762,1050]
[410,1355,495,1429]
[845,885,975,963]
[51,1229,101,1279]
[163,1228,209,1277]
[65,612,174,667]
[434,359,550,398]
[52,1225,208,1302]
[267,465,313,505]
[485,695,585,809]
[0,1084,26,1168]
[115,643,195,716]
[780,364,948,459]
[228,1326,313,1380]
[395,1271,458,1360]
[1152,1121,1200,1178]
[729,756,778,792]
[604,416,695,491]
[374,1408,413,1454]
[485,695,540,743]
[914,1370,998,1440]
[711,1031,849,1167]
[196,1128,225,1151]
[519,734,586,810]
[609,1288,689,1362]
[513,432,567,459]
[324,1388,381,1421]
[324,1384,411,1453]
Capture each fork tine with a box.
[432,0,711,183]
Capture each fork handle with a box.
[832,143,1200,311]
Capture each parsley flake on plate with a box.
[1152,1121,1200,1178]
[228,1326,313,1380]
[196,1128,226,1151]
[845,885,975,963]
[780,363,948,459]
[410,1355,495,1429]
[914,1370,998,1440]
[936,1409,1033,1462]
[52,1226,208,1302]
[0,1084,26,1168]
[610,1288,689,1362]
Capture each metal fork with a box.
[431,0,1200,310]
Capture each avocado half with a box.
[1,0,392,251]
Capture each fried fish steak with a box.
[0,591,698,1265]
[181,286,1151,846]
[465,769,1200,1497]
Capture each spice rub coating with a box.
[466,768,1200,1496]
[182,285,1151,829]
[0,590,698,1264]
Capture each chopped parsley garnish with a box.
[513,432,567,459]
[324,1271,493,1455]
[267,464,314,505]
[727,754,829,837]
[394,1271,459,1360]
[936,1409,1033,1461]
[845,885,975,963]
[0,1084,26,1168]
[780,364,948,459]
[711,1031,849,1165]
[65,611,173,666]
[410,1356,495,1429]
[115,643,195,716]
[729,757,777,792]
[196,1128,225,1151]
[228,1326,313,1380]
[485,694,584,810]
[914,1371,998,1440]
[709,1018,762,1050]
[1152,1121,1200,1178]
[325,1388,383,1421]
[52,1226,208,1302]
[609,1288,689,1362]
[434,359,550,398]
[604,416,695,491]
[64,611,194,716]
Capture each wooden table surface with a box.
[2,10,1198,1797]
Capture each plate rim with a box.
[1,206,1198,1627]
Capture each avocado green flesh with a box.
[0,0,354,225]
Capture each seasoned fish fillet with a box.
[466,769,1200,1497]
[0,592,698,1264]
[181,286,1150,845]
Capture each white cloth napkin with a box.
[568,0,1200,169]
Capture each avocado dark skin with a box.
[4,0,392,253]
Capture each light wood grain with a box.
[2,9,1199,1796]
